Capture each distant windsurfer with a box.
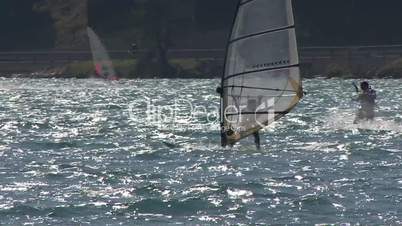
[353,81,377,123]
[94,63,119,80]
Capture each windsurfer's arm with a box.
[352,82,359,93]
[351,82,360,101]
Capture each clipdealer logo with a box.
[128,97,278,132]
[128,97,219,131]
[223,97,277,132]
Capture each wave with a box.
[324,109,402,132]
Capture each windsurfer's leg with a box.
[367,109,375,121]
[221,126,232,147]
[221,133,227,147]
[253,132,260,150]
[354,109,363,124]
[353,116,359,124]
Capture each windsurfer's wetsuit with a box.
[354,87,377,123]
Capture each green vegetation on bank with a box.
[325,64,354,79]
[376,58,402,78]
[65,60,137,78]
[322,59,402,79]
[63,57,402,79]
[64,58,222,78]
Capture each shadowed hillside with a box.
[34,0,88,49]
[3,0,402,51]
[2,0,402,78]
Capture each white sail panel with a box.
[226,29,298,76]
[220,0,303,146]
[224,67,301,135]
[232,0,294,40]
[87,27,118,80]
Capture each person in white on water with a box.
[353,81,377,123]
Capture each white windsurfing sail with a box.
[220,0,303,146]
[87,27,118,80]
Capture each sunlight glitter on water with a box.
[0,78,401,225]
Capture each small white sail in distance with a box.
[219,0,303,146]
[87,27,119,80]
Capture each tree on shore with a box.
[130,0,196,77]
[33,0,88,49]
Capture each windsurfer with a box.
[354,81,377,123]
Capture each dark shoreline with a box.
[2,45,402,79]
[1,74,401,80]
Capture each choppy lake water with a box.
[0,78,402,225]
